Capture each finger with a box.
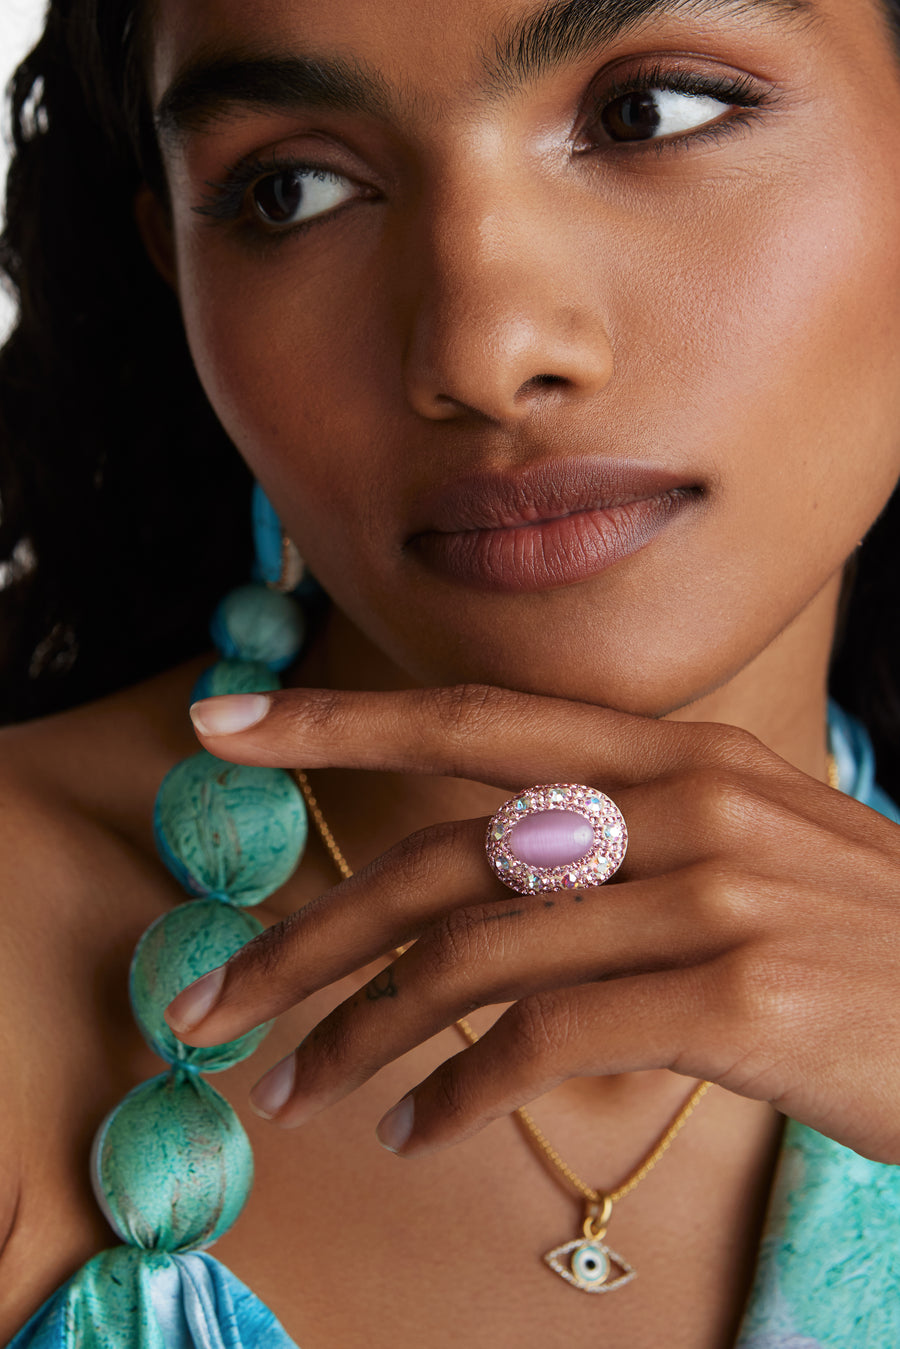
[242,867,746,1128]
[165,816,501,1041]
[374,965,738,1157]
[164,774,750,1049]
[186,683,758,788]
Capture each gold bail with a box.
[583,1193,613,1242]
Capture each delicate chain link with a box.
[293,768,708,1207]
[296,770,354,882]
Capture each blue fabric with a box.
[827,699,900,825]
[734,704,900,1347]
[7,1248,299,1349]
[9,705,900,1347]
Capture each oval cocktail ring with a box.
[485,784,628,895]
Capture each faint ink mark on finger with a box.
[366,967,399,1001]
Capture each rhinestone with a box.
[603,823,623,841]
[498,856,511,871]
[491,822,505,841]
[562,872,580,889]
[514,797,529,812]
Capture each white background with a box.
[1,0,47,339]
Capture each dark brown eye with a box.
[597,88,732,144]
[252,171,307,224]
[248,167,356,229]
[601,92,661,141]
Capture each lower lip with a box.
[411,491,696,593]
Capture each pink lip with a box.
[407,458,702,593]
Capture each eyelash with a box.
[195,157,345,236]
[196,62,773,240]
[578,61,772,155]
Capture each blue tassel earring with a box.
[251,482,306,593]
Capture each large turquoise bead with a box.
[153,751,307,906]
[210,584,305,671]
[190,658,281,704]
[130,900,271,1072]
[90,1072,253,1252]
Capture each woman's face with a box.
[144,0,900,713]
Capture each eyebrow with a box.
[156,51,394,144]
[155,0,816,146]
[486,0,815,94]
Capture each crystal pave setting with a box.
[544,1238,636,1294]
[485,784,628,894]
[543,1196,636,1294]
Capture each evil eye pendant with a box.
[543,1237,636,1294]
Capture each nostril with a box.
[525,373,567,391]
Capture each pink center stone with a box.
[508,810,594,869]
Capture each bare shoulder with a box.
[0,650,214,842]
[0,647,215,1031]
[0,653,212,1297]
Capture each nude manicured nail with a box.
[250,1056,296,1120]
[165,964,225,1033]
[376,1094,415,1153]
[190,693,270,736]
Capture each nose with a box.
[399,173,614,424]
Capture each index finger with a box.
[187,683,725,789]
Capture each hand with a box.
[165,684,900,1162]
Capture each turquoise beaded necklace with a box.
[89,483,313,1257]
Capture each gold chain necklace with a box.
[293,768,712,1293]
[293,751,840,1290]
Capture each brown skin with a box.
[4,0,900,1343]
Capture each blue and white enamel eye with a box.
[602,88,731,141]
[251,167,356,228]
[571,1242,610,1287]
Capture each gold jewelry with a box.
[827,752,840,792]
[294,769,710,1294]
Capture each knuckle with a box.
[228,913,311,996]
[692,722,769,773]
[716,947,812,1036]
[305,1007,355,1073]
[677,858,745,930]
[282,687,343,738]
[420,906,490,981]
[507,990,576,1070]
[424,685,529,769]
[375,819,462,894]
[428,683,509,736]
[680,765,765,837]
[429,1057,475,1126]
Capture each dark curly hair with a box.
[2,0,900,798]
[0,0,254,724]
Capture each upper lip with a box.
[408,457,700,536]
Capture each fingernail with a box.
[190,693,270,736]
[164,964,226,1033]
[376,1094,415,1154]
[250,1055,296,1120]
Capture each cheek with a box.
[666,143,900,530]
[606,142,900,654]
[174,234,391,581]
